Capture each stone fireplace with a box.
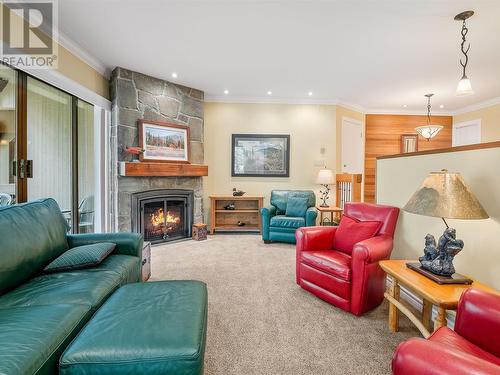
[131,189,193,244]
[109,67,204,234]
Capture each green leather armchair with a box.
[261,190,317,244]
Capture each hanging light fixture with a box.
[454,11,474,96]
[415,94,443,141]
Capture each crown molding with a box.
[452,96,500,116]
[205,95,337,105]
[207,94,500,117]
[365,109,453,116]
[57,31,111,78]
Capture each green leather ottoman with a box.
[59,281,208,375]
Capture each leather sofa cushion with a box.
[60,281,208,375]
[0,198,69,294]
[301,250,352,280]
[95,255,140,285]
[44,242,116,273]
[333,215,382,254]
[429,327,500,366]
[0,304,91,375]
[285,197,308,217]
[270,215,305,229]
[270,190,316,214]
[0,268,122,311]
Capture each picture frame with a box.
[401,134,418,153]
[231,134,290,177]
[139,120,190,163]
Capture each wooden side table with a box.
[316,205,343,225]
[379,260,496,338]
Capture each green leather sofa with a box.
[260,190,317,244]
[0,198,143,375]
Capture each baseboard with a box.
[386,277,456,329]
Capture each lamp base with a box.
[406,263,472,285]
[319,203,329,208]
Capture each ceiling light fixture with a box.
[223,89,229,95]
[454,11,474,96]
[308,92,313,96]
[439,104,445,109]
[171,72,178,79]
[415,94,443,141]
[402,104,408,108]
[267,91,272,95]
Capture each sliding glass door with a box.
[0,64,17,206]
[2,65,97,233]
[27,77,73,220]
[77,100,95,233]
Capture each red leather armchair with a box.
[392,288,500,375]
[296,202,400,316]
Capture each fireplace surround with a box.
[131,189,193,244]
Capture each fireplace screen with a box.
[143,200,185,242]
[132,189,193,244]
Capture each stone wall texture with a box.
[109,67,204,231]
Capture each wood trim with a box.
[377,140,500,160]
[119,162,208,177]
[138,119,190,163]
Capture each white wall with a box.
[377,145,500,290]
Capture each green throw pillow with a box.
[44,242,116,273]
[285,197,309,217]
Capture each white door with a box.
[341,117,364,173]
[453,120,481,146]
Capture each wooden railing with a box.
[336,173,362,208]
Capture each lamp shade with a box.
[403,170,488,220]
[316,168,334,185]
[415,125,443,140]
[456,76,474,96]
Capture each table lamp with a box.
[316,168,335,207]
[403,170,488,283]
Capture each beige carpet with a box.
[150,234,419,375]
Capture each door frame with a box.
[341,116,365,173]
[452,119,481,147]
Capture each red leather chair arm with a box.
[295,226,337,253]
[392,337,500,375]
[455,288,500,358]
[352,235,394,263]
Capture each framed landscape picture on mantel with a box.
[231,134,290,177]
[139,120,190,163]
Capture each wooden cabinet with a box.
[209,196,263,234]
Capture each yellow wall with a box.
[377,146,500,290]
[0,4,109,98]
[453,103,500,143]
[203,102,338,224]
[335,105,365,172]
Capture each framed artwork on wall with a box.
[401,134,418,153]
[231,134,290,177]
[139,120,190,163]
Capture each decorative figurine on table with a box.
[232,188,245,197]
[419,228,464,276]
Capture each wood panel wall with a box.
[364,114,452,203]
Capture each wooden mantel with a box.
[119,162,208,177]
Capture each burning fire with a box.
[150,208,181,227]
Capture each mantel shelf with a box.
[119,162,208,177]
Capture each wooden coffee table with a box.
[379,260,496,338]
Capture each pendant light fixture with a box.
[455,11,474,96]
[415,94,443,141]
